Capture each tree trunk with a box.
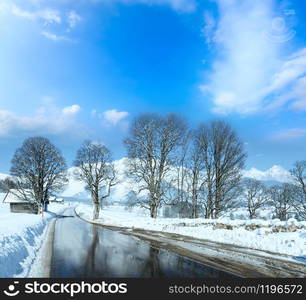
[150,203,158,218]
[248,206,255,219]
[206,181,213,218]
[191,195,198,218]
[92,188,100,220]
[93,202,100,220]
[279,210,287,221]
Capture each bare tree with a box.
[159,129,208,219]
[166,130,205,219]
[290,160,306,220]
[243,178,268,219]
[10,137,68,210]
[74,140,117,220]
[195,120,246,218]
[172,131,190,217]
[183,133,206,218]
[0,177,16,193]
[269,183,295,221]
[124,113,186,218]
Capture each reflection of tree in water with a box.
[140,247,164,277]
[144,248,234,278]
[77,226,235,278]
[160,251,232,278]
[84,225,100,277]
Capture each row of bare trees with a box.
[243,179,296,221]
[2,112,306,221]
[124,113,306,221]
[124,113,247,219]
[243,160,306,221]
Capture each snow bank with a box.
[0,202,68,277]
[76,204,306,258]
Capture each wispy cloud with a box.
[92,0,196,13]
[271,127,306,141]
[41,31,73,42]
[62,104,81,115]
[102,109,129,126]
[0,2,61,25]
[263,49,306,112]
[201,11,216,44]
[0,101,83,136]
[67,10,81,29]
[0,1,81,41]
[201,0,302,115]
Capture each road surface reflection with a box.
[50,209,236,278]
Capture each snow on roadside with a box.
[76,204,306,258]
[0,202,68,277]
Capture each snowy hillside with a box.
[61,158,134,202]
[60,167,89,200]
[61,159,293,202]
[0,201,69,277]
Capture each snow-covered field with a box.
[0,201,69,277]
[76,204,306,259]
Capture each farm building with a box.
[49,196,64,203]
[1,190,39,214]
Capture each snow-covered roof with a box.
[2,190,32,203]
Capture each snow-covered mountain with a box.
[0,174,8,181]
[243,165,292,183]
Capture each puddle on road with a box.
[50,213,236,278]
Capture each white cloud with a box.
[243,165,292,183]
[202,11,216,44]
[263,52,306,112]
[62,104,81,115]
[41,31,72,42]
[67,10,81,29]
[0,2,61,25]
[0,103,82,136]
[201,0,303,115]
[0,1,80,41]
[102,109,129,126]
[266,49,306,93]
[271,128,306,141]
[38,8,61,25]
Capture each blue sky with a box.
[0,0,306,173]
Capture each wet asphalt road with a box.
[50,208,236,278]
